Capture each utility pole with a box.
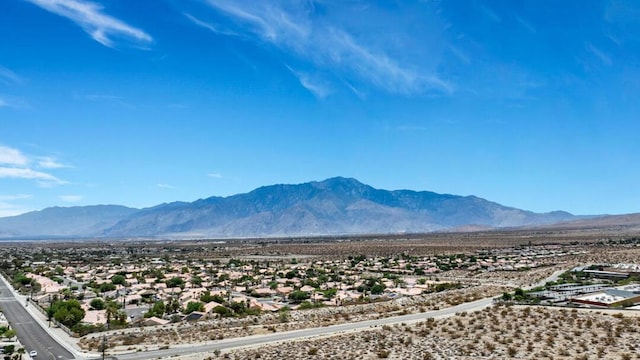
[101,335,106,360]
[48,294,52,327]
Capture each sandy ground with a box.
[221,305,640,360]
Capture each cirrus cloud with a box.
[0,66,23,85]
[188,1,452,96]
[25,0,153,48]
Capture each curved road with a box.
[118,297,493,360]
[0,277,75,360]
[118,269,569,359]
[0,267,568,360]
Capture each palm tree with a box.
[105,301,119,329]
[16,347,25,360]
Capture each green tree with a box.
[199,291,223,303]
[14,274,32,286]
[184,301,204,314]
[104,300,120,328]
[370,283,386,295]
[111,274,126,286]
[49,299,85,328]
[212,305,232,317]
[89,298,105,310]
[191,276,203,287]
[152,300,166,316]
[167,298,180,314]
[165,277,185,289]
[99,282,116,293]
[144,300,166,318]
[288,290,310,303]
[2,345,15,356]
[298,301,322,310]
[229,301,247,315]
[16,347,25,360]
[110,310,128,327]
[322,288,337,299]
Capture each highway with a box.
[0,276,75,360]
[118,297,493,360]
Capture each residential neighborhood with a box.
[0,235,639,359]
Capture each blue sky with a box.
[1,0,639,217]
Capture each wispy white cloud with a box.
[286,66,331,98]
[0,95,29,109]
[0,166,64,183]
[479,4,501,23]
[37,156,72,169]
[585,42,613,66]
[0,144,68,186]
[342,80,366,100]
[184,13,239,37]
[0,145,29,166]
[25,0,152,48]
[192,1,452,96]
[59,194,83,203]
[326,28,448,94]
[80,93,133,107]
[0,194,33,201]
[448,45,471,65]
[156,183,175,189]
[207,173,222,179]
[0,66,23,85]
[515,15,536,34]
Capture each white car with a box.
[29,350,37,357]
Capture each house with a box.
[299,285,315,293]
[252,288,275,297]
[183,311,206,321]
[276,286,294,296]
[140,316,170,326]
[203,301,224,314]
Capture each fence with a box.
[28,298,79,337]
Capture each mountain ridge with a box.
[0,177,586,239]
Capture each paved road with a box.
[0,266,566,360]
[529,269,567,289]
[117,269,568,359]
[0,277,75,360]
[118,297,493,360]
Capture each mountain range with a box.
[0,177,599,239]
